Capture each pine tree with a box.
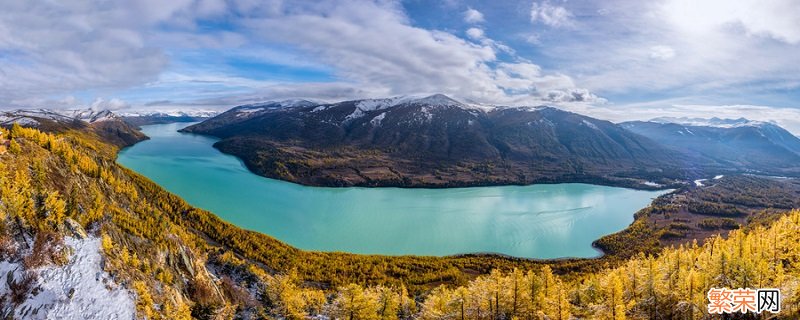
[8,139,21,154]
[43,191,66,227]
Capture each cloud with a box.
[0,1,169,104]
[463,7,485,24]
[536,0,800,100]
[466,28,485,40]
[649,45,676,60]
[530,1,573,27]
[0,0,598,110]
[90,98,130,111]
[661,0,800,44]
[239,1,597,106]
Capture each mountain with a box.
[118,109,219,127]
[621,118,800,176]
[182,94,685,188]
[0,108,146,147]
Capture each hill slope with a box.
[0,109,146,147]
[182,95,685,188]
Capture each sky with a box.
[1,0,799,132]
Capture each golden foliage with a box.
[420,210,800,319]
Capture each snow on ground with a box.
[0,116,40,126]
[694,179,707,187]
[0,237,136,320]
[713,175,724,180]
[643,181,662,187]
[236,108,265,117]
[311,105,329,112]
[581,119,600,130]
[370,112,386,126]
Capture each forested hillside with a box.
[420,210,800,319]
[0,123,797,319]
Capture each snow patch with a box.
[643,181,662,187]
[581,119,600,130]
[694,179,707,187]
[420,107,434,121]
[713,175,724,180]
[0,237,136,320]
[235,108,265,117]
[311,105,329,113]
[0,116,40,126]
[537,118,555,127]
[510,106,548,112]
[370,112,386,126]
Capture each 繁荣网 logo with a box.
[707,287,780,314]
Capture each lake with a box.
[117,122,667,259]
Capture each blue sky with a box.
[1,0,800,131]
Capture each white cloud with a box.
[649,45,676,60]
[463,7,485,24]
[530,1,573,27]
[0,1,169,103]
[90,98,130,111]
[0,0,598,110]
[466,28,485,40]
[240,1,598,106]
[661,0,800,44]
[538,0,800,98]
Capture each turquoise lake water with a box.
[117,122,667,258]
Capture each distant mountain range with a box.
[621,118,800,176]
[181,94,691,188]
[7,96,799,188]
[0,108,146,147]
[114,109,217,127]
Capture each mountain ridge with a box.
[0,108,147,147]
[182,94,688,188]
[622,119,800,177]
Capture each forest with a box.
[0,124,798,319]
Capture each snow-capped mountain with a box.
[0,109,119,127]
[182,94,681,187]
[650,116,775,129]
[0,108,146,147]
[622,118,800,176]
[117,109,220,118]
[117,109,220,127]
